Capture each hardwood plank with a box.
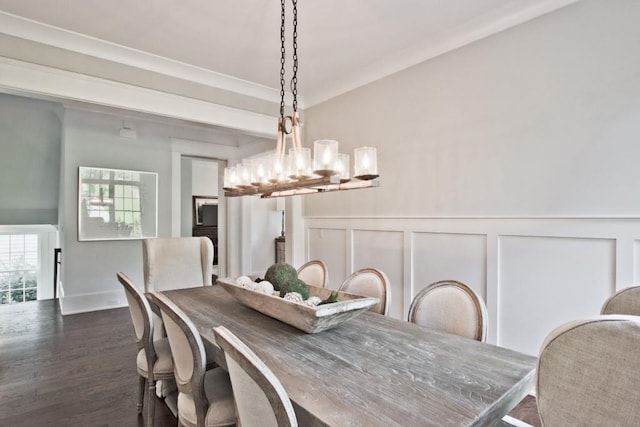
[0,296,539,427]
[0,300,176,427]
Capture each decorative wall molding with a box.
[305,215,640,355]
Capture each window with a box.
[0,225,58,305]
[0,234,38,304]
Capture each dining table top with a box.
[159,283,537,427]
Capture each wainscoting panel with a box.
[304,216,640,354]
[498,235,615,356]
[306,228,347,290]
[353,229,404,319]
[411,232,487,302]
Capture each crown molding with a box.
[0,1,577,110]
[304,0,581,107]
[0,11,292,106]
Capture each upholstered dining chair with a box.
[600,285,640,315]
[297,260,328,288]
[536,315,640,426]
[117,272,174,427]
[149,291,236,427]
[407,280,488,342]
[214,326,298,427]
[143,236,214,344]
[339,268,391,315]
[143,236,214,292]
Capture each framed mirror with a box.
[193,195,218,226]
[78,166,158,241]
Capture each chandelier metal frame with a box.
[223,0,379,198]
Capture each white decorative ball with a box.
[256,281,274,295]
[305,296,322,306]
[236,276,253,287]
[283,292,304,303]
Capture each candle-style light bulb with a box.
[323,147,331,166]
[313,139,339,176]
[335,153,350,183]
[289,147,311,179]
[354,146,378,180]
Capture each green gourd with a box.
[264,262,298,292]
[279,278,310,300]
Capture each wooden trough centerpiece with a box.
[217,277,379,333]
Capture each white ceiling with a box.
[0,0,578,107]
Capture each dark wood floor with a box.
[0,299,541,427]
[0,300,176,427]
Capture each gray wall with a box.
[61,108,173,305]
[304,0,640,218]
[0,94,61,224]
[57,107,273,313]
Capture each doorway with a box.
[180,157,225,278]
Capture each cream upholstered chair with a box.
[143,237,214,292]
[143,236,214,344]
[407,280,487,342]
[296,260,328,288]
[536,315,640,426]
[339,268,391,315]
[150,291,236,427]
[117,272,174,427]
[600,285,640,315]
[214,326,298,427]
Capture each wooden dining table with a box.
[159,283,536,427]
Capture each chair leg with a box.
[137,375,146,414]
[146,380,156,427]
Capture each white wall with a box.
[180,157,193,237]
[303,0,640,355]
[191,160,218,197]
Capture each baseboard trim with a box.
[60,289,127,315]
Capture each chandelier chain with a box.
[279,0,286,119]
[291,0,298,112]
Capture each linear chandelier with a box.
[223,0,380,198]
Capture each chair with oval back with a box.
[117,272,174,427]
[339,268,391,316]
[297,260,328,288]
[407,280,487,342]
[600,285,640,315]
[537,315,640,426]
[214,326,298,427]
[149,291,236,427]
